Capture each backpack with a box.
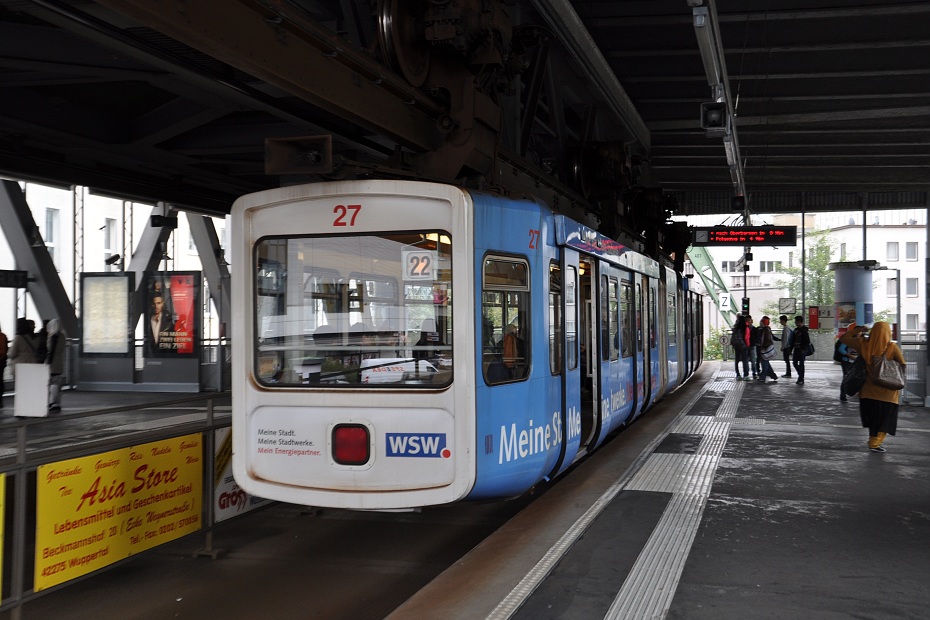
[730,330,745,350]
[0,332,7,359]
[833,340,844,362]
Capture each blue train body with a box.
[232,181,703,509]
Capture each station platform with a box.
[5,361,929,619]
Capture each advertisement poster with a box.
[836,302,856,332]
[35,434,203,591]
[145,272,200,357]
[213,428,269,522]
[81,274,133,355]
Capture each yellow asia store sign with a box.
[35,434,202,590]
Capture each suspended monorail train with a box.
[231,180,703,510]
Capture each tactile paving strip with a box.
[604,378,742,619]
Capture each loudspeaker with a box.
[700,102,729,137]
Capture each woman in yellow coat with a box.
[840,321,906,452]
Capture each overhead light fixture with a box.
[693,7,721,88]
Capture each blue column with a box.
[830,262,874,334]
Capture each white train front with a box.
[231,180,703,510]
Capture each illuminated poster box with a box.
[690,226,798,246]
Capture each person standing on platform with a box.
[0,323,7,403]
[746,316,760,380]
[756,316,779,383]
[8,317,37,375]
[46,319,66,412]
[792,315,811,384]
[839,322,906,452]
[836,322,860,402]
[730,315,750,380]
[775,315,794,378]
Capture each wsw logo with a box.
[385,433,451,458]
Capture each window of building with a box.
[906,242,918,261]
[906,314,919,330]
[45,208,59,267]
[887,278,897,296]
[759,261,781,273]
[840,243,846,260]
[906,277,918,297]
[887,242,899,261]
[104,218,118,272]
[788,251,794,268]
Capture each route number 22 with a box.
[333,204,362,226]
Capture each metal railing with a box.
[0,394,230,618]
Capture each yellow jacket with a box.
[839,322,906,405]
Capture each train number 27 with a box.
[333,204,362,226]
[528,228,540,249]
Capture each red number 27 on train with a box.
[333,204,362,226]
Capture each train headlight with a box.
[332,424,370,465]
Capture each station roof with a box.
[0,1,928,217]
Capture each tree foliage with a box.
[775,229,836,309]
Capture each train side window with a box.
[549,261,562,375]
[600,275,609,361]
[649,291,657,350]
[667,293,677,346]
[482,256,530,384]
[620,281,633,358]
[608,277,619,361]
[566,266,578,371]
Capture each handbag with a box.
[844,356,867,395]
[870,344,906,390]
[804,342,815,357]
[761,344,777,360]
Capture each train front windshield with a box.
[254,232,453,387]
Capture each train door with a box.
[633,278,646,415]
[578,256,598,448]
[656,271,670,397]
[549,249,582,476]
[638,274,655,411]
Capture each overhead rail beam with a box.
[530,0,651,151]
[91,0,447,152]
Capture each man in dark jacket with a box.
[792,315,811,385]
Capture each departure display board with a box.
[690,226,797,246]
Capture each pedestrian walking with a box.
[756,316,779,383]
[792,315,811,384]
[839,322,905,452]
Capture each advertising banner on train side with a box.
[213,427,269,521]
[34,434,203,591]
